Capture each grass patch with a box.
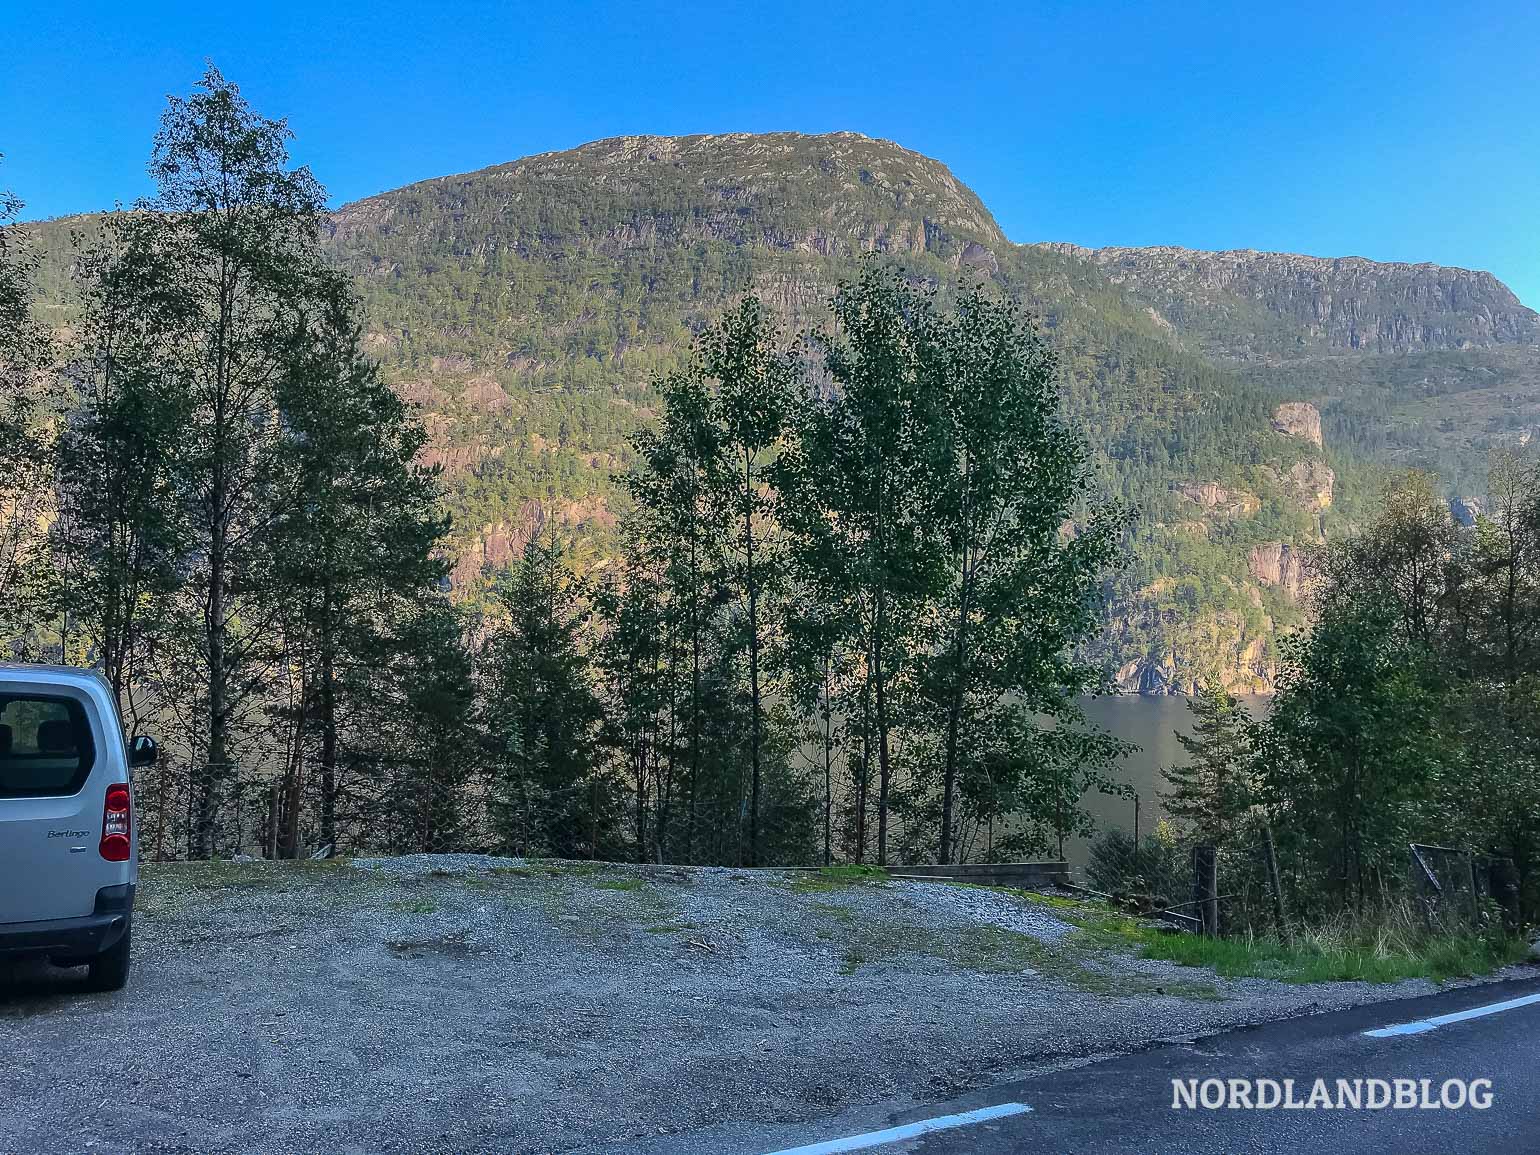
[989,887,1530,986]
[789,864,889,894]
[826,917,1222,998]
[1140,929,1531,984]
[533,859,606,877]
[644,921,700,934]
[594,878,645,893]
[389,898,438,914]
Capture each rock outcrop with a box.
[1111,609,1276,695]
[1272,402,1323,448]
[1247,542,1311,600]
[1261,461,1335,512]
[1174,480,1259,516]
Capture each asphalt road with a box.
[700,977,1540,1155]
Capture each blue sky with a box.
[3,0,1537,305]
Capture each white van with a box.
[0,665,156,991]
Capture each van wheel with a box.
[84,924,131,992]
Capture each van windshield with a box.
[0,694,97,798]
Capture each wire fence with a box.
[1075,815,1523,941]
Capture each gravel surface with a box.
[1,856,1533,1154]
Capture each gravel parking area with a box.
[1,857,1529,1154]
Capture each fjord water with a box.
[1065,693,1270,872]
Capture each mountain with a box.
[20,133,1540,692]
[1041,243,1540,360]
[1041,243,1540,498]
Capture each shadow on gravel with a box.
[0,959,107,1011]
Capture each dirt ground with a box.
[2,856,1528,1154]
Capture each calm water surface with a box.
[1064,693,1269,870]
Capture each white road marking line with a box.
[1364,990,1540,1037]
[760,1102,1033,1155]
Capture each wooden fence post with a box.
[1262,823,1289,945]
[1193,845,1219,936]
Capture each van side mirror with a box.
[129,735,158,768]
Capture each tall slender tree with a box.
[112,66,346,855]
[698,297,798,865]
[627,366,725,861]
[57,222,190,709]
[482,518,611,857]
[923,284,1124,862]
[0,164,55,651]
[782,264,951,863]
[269,282,449,853]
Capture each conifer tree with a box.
[269,283,449,852]
[1161,683,1255,847]
[482,520,611,857]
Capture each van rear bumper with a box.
[0,884,134,960]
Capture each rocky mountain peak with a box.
[331,131,1007,264]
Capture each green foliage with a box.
[0,162,54,650]
[25,132,1540,689]
[1139,923,1529,985]
[482,526,620,858]
[1086,826,1188,901]
[1160,684,1256,846]
[50,69,464,861]
[1253,463,1540,922]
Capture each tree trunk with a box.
[938,565,972,865]
[688,526,701,864]
[744,454,762,867]
[199,481,227,860]
[197,252,235,861]
[319,586,338,855]
[823,657,834,867]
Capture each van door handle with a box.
[69,846,87,853]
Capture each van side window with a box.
[0,695,97,798]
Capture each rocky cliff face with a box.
[1111,599,1277,696]
[1037,243,1540,360]
[1173,480,1259,516]
[1275,460,1336,512]
[1272,401,1323,447]
[1247,542,1311,600]
[1450,496,1485,527]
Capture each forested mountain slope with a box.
[1044,242,1540,498]
[23,132,1538,692]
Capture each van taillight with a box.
[101,783,131,862]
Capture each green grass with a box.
[916,886,1530,989]
[788,864,889,894]
[593,877,645,892]
[1139,929,1531,984]
[1013,889,1532,986]
[389,898,438,914]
